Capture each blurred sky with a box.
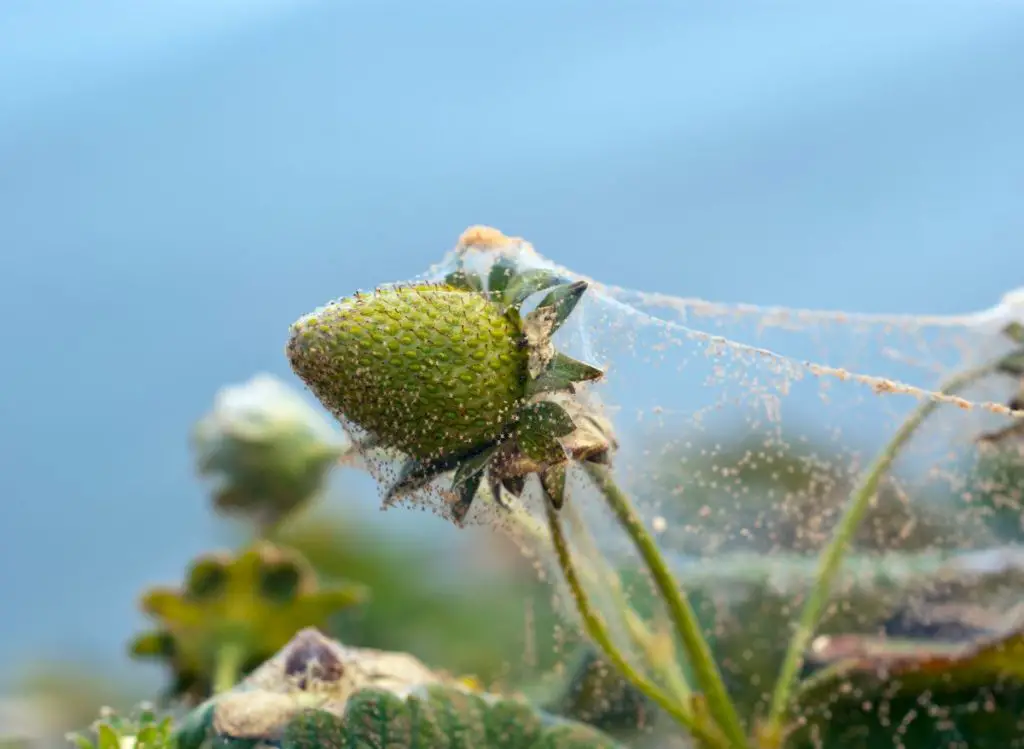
[1,0,1024,678]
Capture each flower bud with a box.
[193,374,349,531]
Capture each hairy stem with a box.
[563,500,694,707]
[545,505,728,749]
[583,463,749,749]
[213,640,246,694]
[502,499,694,707]
[764,362,998,737]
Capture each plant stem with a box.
[545,504,729,749]
[764,362,997,737]
[503,499,695,707]
[582,463,749,749]
[213,640,246,694]
[562,500,695,708]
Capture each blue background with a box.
[1,0,1023,678]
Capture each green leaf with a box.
[534,724,623,749]
[157,718,176,743]
[421,685,488,749]
[69,734,96,749]
[501,270,567,310]
[341,690,412,747]
[405,695,447,748]
[97,724,122,749]
[792,622,1024,749]
[800,623,1024,700]
[482,699,542,749]
[134,725,157,749]
[531,281,588,337]
[545,649,653,734]
[176,630,630,749]
[487,258,519,294]
[281,709,347,749]
[173,700,216,749]
[210,736,260,749]
[527,353,604,396]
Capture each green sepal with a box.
[483,699,543,748]
[443,268,484,293]
[487,472,522,507]
[516,402,576,464]
[420,685,489,749]
[535,723,623,749]
[130,630,176,658]
[69,735,95,749]
[173,699,216,749]
[531,281,588,337]
[520,402,576,438]
[97,724,121,749]
[406,694,447,746]
[1004,321,1024,345]
[451,444,499,490]
[384,454,463,504]
[501,270,567,310]
[527,353,605,397]
[341,689,412,746]
[488,257,519,294]
[541,464,568,510]
[281,708,346,749]
[186,558,230,600]
[451,469,485,526]
[501,475,526,498]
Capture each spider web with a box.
[385,230,1023,546]
[334,230,1024,727]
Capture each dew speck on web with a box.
[303,228,1024,735]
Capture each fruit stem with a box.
[502,499,694,707]
[582,463,749,749]
[213,640,246,694]
[545,504,729,749]
[763,361,999,738]
[561,501,695,709]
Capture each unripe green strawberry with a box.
[287,285,530,462]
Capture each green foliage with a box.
[609,547,1024,747]
[638,428,994,557]
[543,649,655,736]
[162,628,626,749]
[68,706,175,749]
[177,685,624,749]
[789,619,1024,748]
[129,542,367,704]
[276,511,570,688]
